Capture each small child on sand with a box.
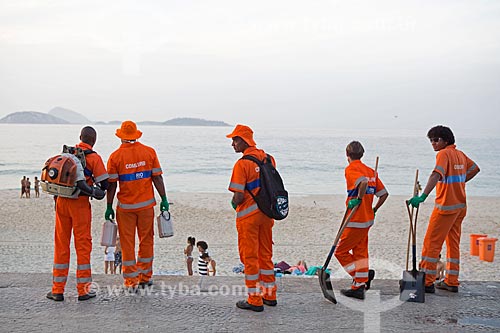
[201,253,216,276]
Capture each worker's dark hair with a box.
[187,236,195,246]
[346,141,364,160]
[196,241,208,251]
[200,253,211,260]
[427,125,455,145]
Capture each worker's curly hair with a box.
[427,125,455,145]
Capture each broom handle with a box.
[405,169,419,271]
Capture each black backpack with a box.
[241,154,289,220]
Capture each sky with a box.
[0,1,499,131]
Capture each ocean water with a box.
[0,124,498,197]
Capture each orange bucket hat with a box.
[115,120,142,140]
[226,124,256,147]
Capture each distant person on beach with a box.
[47,126,109,302]
[409,125,480,293]
[227,124,277,312]
[105,120,169,291]
[196,240,209,276]
[286,260,308,275]
[335,141,388,300]
[436,254,445,281]
[201,253,216,276]
[34,176,40,198]
[20,176,26,198]
[104,245,116,274]
[184,236,195,276]
[115,236,122,274]
[25,177,31,198]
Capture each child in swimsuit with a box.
[184,236,195,276]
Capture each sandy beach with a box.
[0,190,498,281]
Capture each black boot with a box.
[341,285,365,300]
[236,300,264,312]
[365,269,375,290]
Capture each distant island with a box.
[0,107,231,127]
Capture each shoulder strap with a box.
[84,149,96,155]
[239,155,263,199]
[241,154,263,165]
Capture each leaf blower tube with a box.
[76,180,106,200]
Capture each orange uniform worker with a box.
[227,124,277,312]
[47,126,109,302]
[335,141,388,300]
[409,125,479,293]
[105,121,169,290]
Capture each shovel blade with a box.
[319,268,337,304]
[399,270,426,303]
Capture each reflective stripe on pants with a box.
[117,207,155,287]
[52,196,92,296]
[236,211,276,306]
[421,207,466,286]
[334,227,370,289]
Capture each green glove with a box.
[105,203,115,220]
[348,198,362,209]
[160,195,169,212]
[408,193,428,208]
[231,200,237,210]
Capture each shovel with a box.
[319,205,359,304]
[399,169,426,303]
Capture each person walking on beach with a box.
[105,120,169,291]
[227,124,277,312]
[104,245,116,274]
[335,141,388,300]
[34,176,40,198]
[408,125,480,293]
[20,176,26,198]
[115,236,122,274]
[47,126,109,302]
[184,236,195,276]
[25,177,31,198]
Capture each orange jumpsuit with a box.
[229,147,277,307]
[107,141,163,288]
[52,142,108,296]
[335,160,387,289]
[421,145,478,287]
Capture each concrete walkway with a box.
[0,273,499,332]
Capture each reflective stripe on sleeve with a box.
[94,173,109,183]
[229,182,245,191]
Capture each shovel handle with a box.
[321,205,359,270]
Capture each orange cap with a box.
[226,124,256,147]
[116,120,143,140]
